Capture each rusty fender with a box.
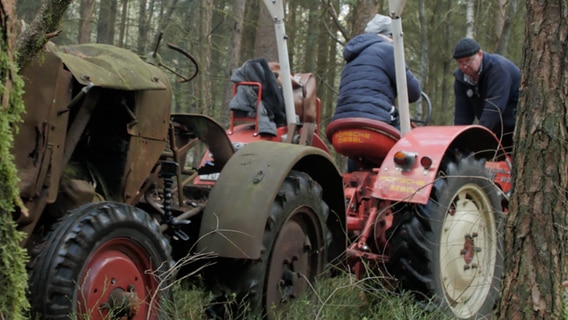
[196,140,345,260]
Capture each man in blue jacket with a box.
[452,37,520,153]
[332,14,422,127]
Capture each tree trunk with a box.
[494,0,519,56]
[14,0,41,23]
[222,0,246,112]
[316,0,332,118]
[198,0,213,114]
[418,0,428,84]
[465,0,475,37]
[157,0,179,32]
[1,0,31,318]
[253,0,277,60]
[439,0,453,125]
[302,1,318,72]
[77,0,95,43]
[1,0,16,102]
[117,0,128,47]
[15,0,73,68]
[494,0,506,48]
[240,0,258,61]
[288,0,298,69]
[498,1,568,319]
[137,0,149,54]
[351,0,379,36]
[96,0,117,44]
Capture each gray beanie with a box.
[364,14,392,36]
[453,38,481,59]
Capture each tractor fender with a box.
[373,125,507,204]
[197,140,345,260]
[170,113,235,168]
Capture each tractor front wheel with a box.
[388,154,503,320]
[28,202,172,320]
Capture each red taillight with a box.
[420,156,433,170]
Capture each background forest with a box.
[15,0,525,133]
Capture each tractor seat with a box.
[326,117,401,166]
[268,62,319,124]
[290,73,318,123]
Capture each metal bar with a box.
[389,0,411,135]
[262,0,297,126]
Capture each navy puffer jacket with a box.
[332,33,422,125]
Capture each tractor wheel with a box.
[387,154,503,320]
[28,202,173,320]
[206,170,331,320]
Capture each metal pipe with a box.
[262,0,297,126]
[389,0,411,136]
[391,18,411,135]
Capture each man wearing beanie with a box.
[452,37,520,153]
[331,14,421,171]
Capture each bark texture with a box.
[15,0,72,68]
[498,1,568,319]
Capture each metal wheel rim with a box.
[439,182,498,318]
[78,238,159,319]
[265,211,321,319]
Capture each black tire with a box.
[206,170,332,320]
[387,154,504,320]
[28,202,173,320]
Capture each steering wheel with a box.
[410,91,432,126]
[146,32,199,83]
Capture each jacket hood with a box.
[343,33,385,62]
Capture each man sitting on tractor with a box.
[331,13,422,171]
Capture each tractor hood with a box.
[46,42,168,91]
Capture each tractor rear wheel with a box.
[29,202,172,320]
[206,170,331,319]
[387,154,503,320]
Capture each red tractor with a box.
[11,1,509,320]
[198,1,511,320]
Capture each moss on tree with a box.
[0,10,30,320]
[15,0,72,68]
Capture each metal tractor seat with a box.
[326,117,401,167]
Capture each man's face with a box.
[456,51,482,77]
